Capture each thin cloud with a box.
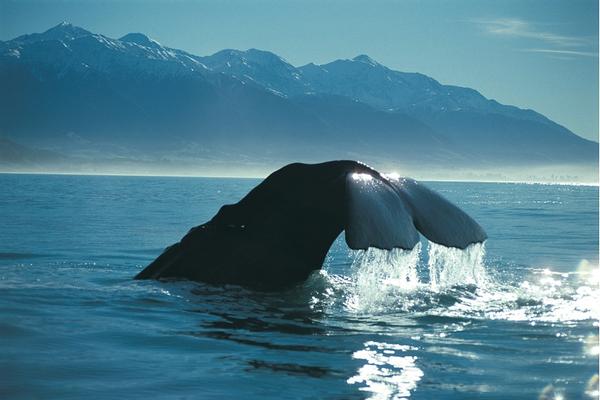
[475,18,591,47]
[522,48,598,58]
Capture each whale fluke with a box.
[135,161,487,289]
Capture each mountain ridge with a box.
[0,23,597,180]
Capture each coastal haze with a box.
[1,23,597,182]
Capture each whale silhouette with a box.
[135,161,487,289]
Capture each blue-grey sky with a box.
[1,0,598,141]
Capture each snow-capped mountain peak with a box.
[10,22,92,45]
[42,22,91,40]
[119,33,162,49]
[352,54,379,66]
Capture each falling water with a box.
[344,241,489,312]
[427,241,488,290]
[346,244,422,311]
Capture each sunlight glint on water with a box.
[347,341,423,400]
[333,240,598,326]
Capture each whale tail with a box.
[345,174,486,250]
[136,161,487,287]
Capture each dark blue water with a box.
[1,174,598,399]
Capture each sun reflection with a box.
[352,173,374,182]
[585,375,599,399]
[347,341,423,399]
[584,334,599,356]
[383,172,401,181]
[467,262,600,323]
[538,384,566,400]
[576,259,599,287]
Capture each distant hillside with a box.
[0,137,69,169]
[0,23,597,181]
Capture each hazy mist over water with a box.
[0,174,598,399]
[3,160,598,185]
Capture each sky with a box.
[1,0,598,141]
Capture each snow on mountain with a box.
[8,22,92,45]
[0,22,557,123]
[2,23,208,78]
[0,23,596,175]
[119,33,162,49]
[199,48,308,96]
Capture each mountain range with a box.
[0,23,597,180]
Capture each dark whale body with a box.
[135,161,487,289]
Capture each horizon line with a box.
[1,170,597,187]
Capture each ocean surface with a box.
[1,174,598,399]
